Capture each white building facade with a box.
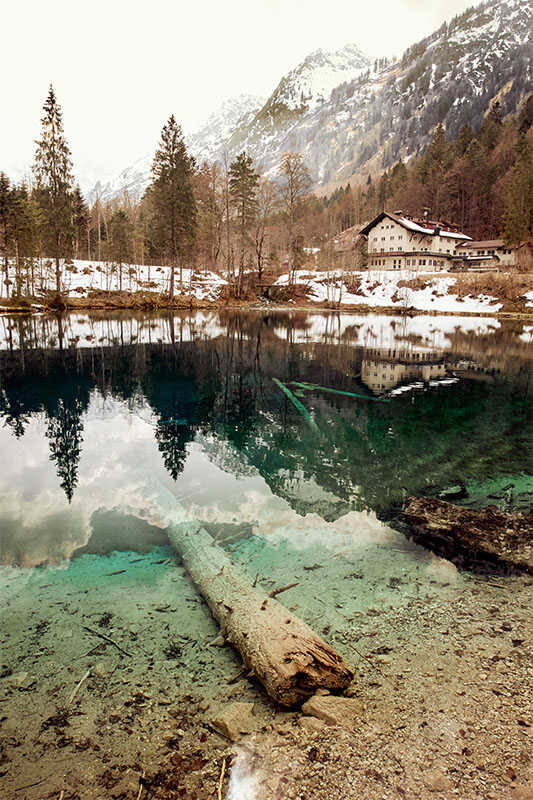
[361,211,472,271]
[454,239,516,267]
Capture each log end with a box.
[259,638,355,707]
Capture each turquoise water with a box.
[0,307,531,800]
[0,310,531,571]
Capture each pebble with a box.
[422,768,454,792]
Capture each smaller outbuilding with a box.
[454,239,516,268]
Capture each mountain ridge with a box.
[89,0,532,203]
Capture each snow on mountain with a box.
[265,43,372,113]
[87,93,264,205]
[187,93,265,163]
[88,155,152,206]
[87,0,531,202]
[218,0,531,187]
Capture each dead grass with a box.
[397,278,433,291]
[342,275,364,294]
[451,271,533,311]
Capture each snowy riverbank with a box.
[1,261,533,317]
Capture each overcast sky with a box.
[2,0,475,192]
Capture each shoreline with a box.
[1,526,532,800]
[1,298,533,321]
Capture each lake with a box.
[0,309,532,799]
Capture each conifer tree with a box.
[10,184,40,297]
[33,85,74,297]
[108,209,133,290]
[504,134,533,245]
[229,151,259,290]
[419,124,453,216]
[148,115,196,298]
[0,173,15,298]
[455,122,474,157]
[72,186,90,259]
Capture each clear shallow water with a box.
[1,308,532,800]
[0,309,531,570]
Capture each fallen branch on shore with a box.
[404,496,533,572]
[67,668,92,706]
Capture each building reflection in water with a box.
[361,346,448,394]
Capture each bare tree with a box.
[223,152,233,283]
[278,152,311,285]
[254,178,278,286]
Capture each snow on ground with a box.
[2,259,228,303]
[3,262,530,317]
[274,269,503,313]
[520,325,533,343]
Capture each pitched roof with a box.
[360,211,471,241]
[461,239,505,249]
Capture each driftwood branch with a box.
[82,625,132,657]
[268,582,299,598]
[67,668,92,706]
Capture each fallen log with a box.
[404,496,533,573]
[166,519,353,706]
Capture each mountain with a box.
[216,0,531,188]
[89,0,531,202]
[87,93,265,205]
[187,93,265,164]
[87,45,370,204]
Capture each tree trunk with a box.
[166,519,353,706]
[55,255,61,296]
[404,496,533,573]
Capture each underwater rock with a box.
[300,694,362,729]
[211,702,257,741]
[422,768,454,792]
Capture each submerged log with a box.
[404,496,533,573]
[166,520,354,706]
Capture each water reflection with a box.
[0,309,531,567]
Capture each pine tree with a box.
[72,186,90,259]
[108,210,133,290]
[0,173,15,298]
[33,85,74,297]
[229,151,259,291]
[504,134,533,245]
[419,124,453,217]
[148,115,196,298]
[10,184,40,297]
[455,122,474,157]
